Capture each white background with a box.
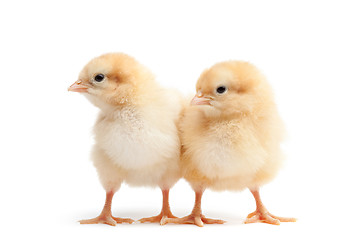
[1,0,359,239]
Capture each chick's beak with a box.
[191,93,212,106]
[68,80,89,93]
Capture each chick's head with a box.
[68,53,155,109]
[191,61,272,118]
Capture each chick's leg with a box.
[245,188,296,225]
[161,190,225,227]
[79,191,134,226]
[138,189,177,224]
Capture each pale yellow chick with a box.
[68,53,182,225]
[163,61,296,226]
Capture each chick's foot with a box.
[245,188,296,225]
[79,191,134,226]
[161,190,225,227]
[161,214,225,227]
[139,212,177,224]
[244,210,296,225]
[79,214,134,226]
[139,189,177,224]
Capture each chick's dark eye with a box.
[94,74,105,82]
[216,86,227,94]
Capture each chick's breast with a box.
[95,109,179,170]
[180,105,283,191]
[93,89,182,188]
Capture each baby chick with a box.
[68,53,182,226]
[163,61,296,226]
